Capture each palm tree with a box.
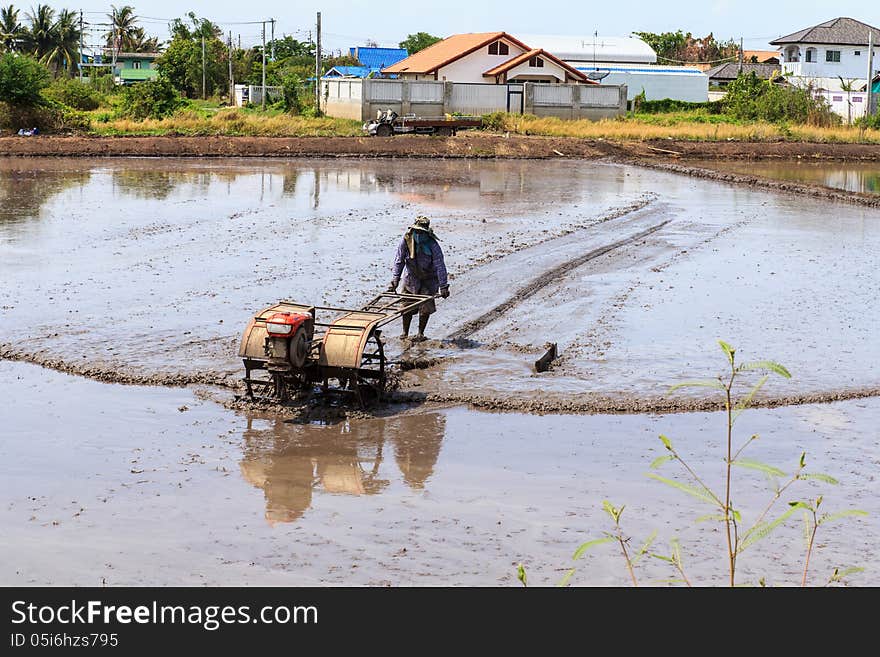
[127,26,160,53]
[41,8,80,76]
[0,5,22,52]
[20,3,55,61]
[106,5,138,54]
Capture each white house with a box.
[382,32,589,84]
[522,33,709,102]
[771,17,880,92]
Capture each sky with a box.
[17,1,880,54]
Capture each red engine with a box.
[265,312,311,337]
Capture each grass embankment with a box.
[90,109,880,143]
[488,111,880,144]
[89,107,362,137]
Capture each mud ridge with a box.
[629,160,880,208]
[425,387,880,415]
[0,345,240,390]
[447,220,671,340]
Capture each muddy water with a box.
[2,361,877,586]
[3,157,880,409]
[693,160,880,195]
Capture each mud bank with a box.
[3,135,880,162]
[7,341,880,417]
[0,134,611,159]
[630,160,880,208]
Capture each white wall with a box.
[782,43,880,88]
[817,89,874,122]
[437,39,527,83]
[585,67,708,102]
[506,57,567,82]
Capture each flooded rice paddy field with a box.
[3,157,880,407]
[2,360,877,586]
[2,156,879,585]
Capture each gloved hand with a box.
[387,278,399,292]
[439,285,450,299]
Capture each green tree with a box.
[40,8,80,77]
[634,30,738,64]
[0,51,49,104]
[169,12,221,41]
[119,75,182,119]
[267,36,313,60]
[0,5,22,52]
[398,32,441,55]
[20,3,55,61]
[156,22,227,98]
[106,5,136,53]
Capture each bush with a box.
[119,77,183,120]
[43,79,103,111]
[857,111,880,130]
[635,97,724,114]
[724,72,837,126]
[0,100,90,133]
[281,72,303,114]
[0,53,51,106]
[480,111,508,131]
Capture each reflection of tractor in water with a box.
[239,413,446,524]
[363,109,482,137]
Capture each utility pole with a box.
[868,31,876,117]
[77,9,83,84]
[201,36,206,100]
[739,37,744,73]
[261,20,267,110]
[111,23,117,80]
[315,12,322,115]
[270,18,275,60]
[228,31,234,105]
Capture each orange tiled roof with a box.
[483,48,590,82]
[383,32,531,74]
[743,49,781,62]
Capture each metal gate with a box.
[506,84,524,114]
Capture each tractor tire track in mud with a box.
[447,220,672,341]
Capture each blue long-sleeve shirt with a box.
[392,234,448,294]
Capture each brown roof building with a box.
[383,32,589,84]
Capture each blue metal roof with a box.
[349,47,409,69]
[324,66,380,78]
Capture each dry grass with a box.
[87,106,880,144]
[91,107,362,137]
[492,114,880,144]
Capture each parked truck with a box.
[363,109,482,137]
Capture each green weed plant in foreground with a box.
[518,341,867,587]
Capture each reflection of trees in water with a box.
[0,167,91,224]
[111,169,215,200]
[238,412,446,524]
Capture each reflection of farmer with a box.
[388,216,449,342]
[390,413,446,490]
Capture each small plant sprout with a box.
[537,340,868,587]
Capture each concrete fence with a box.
[323,78,627,122]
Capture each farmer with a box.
[388,216,449,342]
